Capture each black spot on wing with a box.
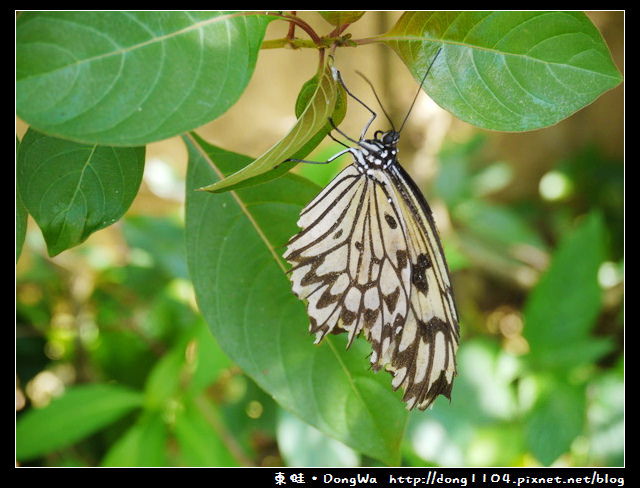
[396,250,408,271]
[384,213,398,229]
[411,253,431,293]
[382,287,400,313]
[341,308,357,326]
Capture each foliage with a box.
[16,11,623,467]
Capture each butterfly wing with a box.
[384,163,459,409]
[284,164,411,359]
[284,162,459,410]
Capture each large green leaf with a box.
[523,212,612,368]
[185,135,407,464]
[16,384,144,461]
[17,129,145,256]
[16,11,272,145]
[200,54,345,193]
[384,11,622,131]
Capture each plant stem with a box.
[273,12,324,46]
[261,38,318,50]
[261,12,383,51]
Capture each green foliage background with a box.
[16,11,623,467]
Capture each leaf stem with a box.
[264,12,379,51]
[273,12,324,46]
[261,37,317,50]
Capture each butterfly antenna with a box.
[398,47,442,134]
[355,71,396,132]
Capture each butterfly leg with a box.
[285,146,353,165]
[334,69,377,141]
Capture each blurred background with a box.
[16,12,623,466]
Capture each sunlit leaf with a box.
[384,11,622,131]
[16,11,273,145]
[277,410,360,466]
[16,384,144,461]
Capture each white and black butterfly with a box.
[283,49,459,410]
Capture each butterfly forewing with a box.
[284,165,411,353]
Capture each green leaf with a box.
[468,423,525,467]
[17,129,145,256]
[523,212,612,368]
[16,384,144,461]
[277,410,360,466]
[292,68,347,157]
[200,54,345,193]
[142,310,231,403]
[456,339,519,422]
[185,319,233,396]
[143,337,187,409]
[455,200,546,250]
[16,11,272,145]
[16,137,27,261]
[185,136,407,464]
[384,11,622,131]
[173,397,239,466]
[525,377,586,465]
[101,413,168,467]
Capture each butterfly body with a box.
[350,130,399,172]
[284,126,459,410]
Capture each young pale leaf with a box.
[199,55,345,193]
[185,135,407,464]
[16,11,272,145]
[16,384,144,461]
[384,11,622,131]
[17,129,145,256]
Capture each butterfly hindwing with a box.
[383,163,459,409]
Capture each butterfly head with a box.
[375,129,400,148]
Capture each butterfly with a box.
[283,49,459,410]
